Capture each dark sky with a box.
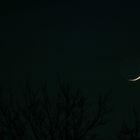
[1,0,140,139]
[47,2,140,138]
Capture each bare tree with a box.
[38,79,112,140]
[0,86,26,140]
[0,79,112,140]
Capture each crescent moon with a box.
[128,76,140,81]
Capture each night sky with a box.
[1,0,140,139]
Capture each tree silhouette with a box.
[118,105,140,140]
[0,79,112,140]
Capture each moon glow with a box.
[128,76,140,82]
[120,58,140,82]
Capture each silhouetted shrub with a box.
[118,105,140,140]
